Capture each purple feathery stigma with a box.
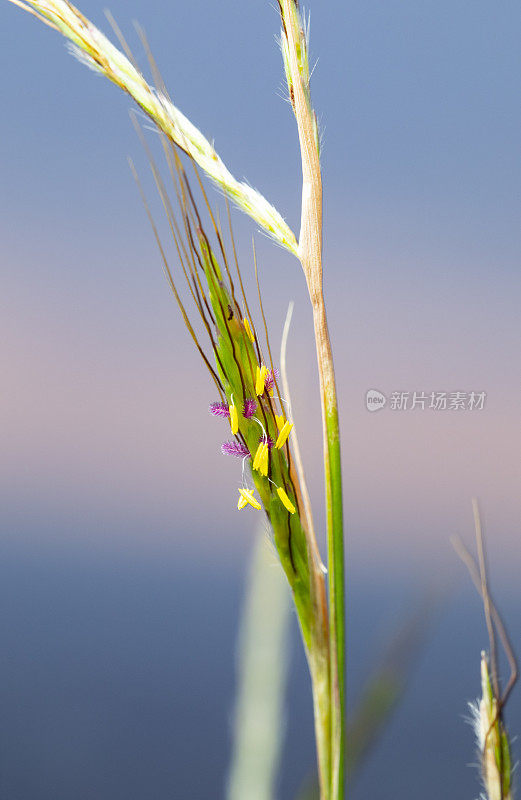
[221,441,250,458]
[243,398,257,419]
[209,401,230,418]
[264,369,280,393]
[261,435,275,449]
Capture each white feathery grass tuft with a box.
[468,698,484,751]
[66,41,101,73]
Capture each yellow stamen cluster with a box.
[217,362,295,517]
[237,487,261,511]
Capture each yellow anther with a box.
[243,317,255,343]
[255,365,268,396]
[277,486,296,514]
[229,403,239,435]
[252,442,269,476]
[252,442,263,471]
[275,421,293,449]
[259,444,269,476]
[237,487,261,511]
[275,414,285,432]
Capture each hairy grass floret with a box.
[470,653,513,800]
[8,0,299,255]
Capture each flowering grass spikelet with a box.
[133,151,312,594]
[124,147,319,636]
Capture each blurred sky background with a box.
[0,1,520,798]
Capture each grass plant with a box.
[5,1,342,792]
[3,3,518,800]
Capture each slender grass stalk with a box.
[278,2,345,797]
[299,593,438,800]
[280,302,331,800]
